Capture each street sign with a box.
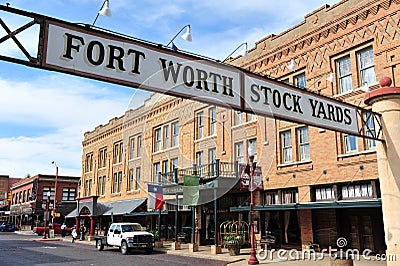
[239,164,263,191]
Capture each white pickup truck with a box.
[94,223,154,255]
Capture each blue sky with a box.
[0,0,337,178]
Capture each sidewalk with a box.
[15,231,388,266]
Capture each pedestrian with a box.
[61,222,67,237]
[71,226,77,243]
[79,224,86,241]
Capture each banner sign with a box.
[239,164,264,191]
[43,22,242,109]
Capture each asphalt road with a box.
[0,232,227,266]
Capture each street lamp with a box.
[223,42,249,62]
[51,161,58,224]
[92,0,112,26]
[166,24,192,47]
[43,191,51,239]
[247,145,259,265]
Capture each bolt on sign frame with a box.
[0,4,382,141]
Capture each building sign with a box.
[244,74,359,135]
[43,22,242,110]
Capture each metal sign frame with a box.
[0,4,382,140]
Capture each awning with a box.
[124,210,169,217]
[230,199,382,212]
[66,198,147,218]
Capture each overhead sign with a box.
[244,74,359,135]
[43,22,242,109]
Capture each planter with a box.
[227,244,240,256]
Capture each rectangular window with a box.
[118,172,122,193]
[163,125,169,149]
[85,153,93,172]
[294,73,306,89]
[172,122,179,147]
[208,148,217,176]
[43,187,55,201]
[265,192,278,205]
[315,187,335,201]
[114,142,123,164]
[343,134,358,153]
[129,168,134,191]
[137,136,142,157]
[154,162,161,183]
[136,167,141,189]
[281,130,292,163]
[209,107,216,136]
[154,128,162,152]
[99,148,107,168]
[337,55,352,93]
[113,173,118,193]
[363,111,376,149]
[197,112,204,139]
[234,111,243,125]
[62,188,76,201]
[357,47,376,86]
[98,176,105,196]
[297,127,310,161]
[130,137,135,159]
[341,183,373,199]
[246,113,256,122]
[235,142,244,163]
[281,190,298,204]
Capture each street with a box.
[0,233,227,266]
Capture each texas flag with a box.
[148,184,163,210]
[171,42,179,51]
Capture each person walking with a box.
[71,226,77,243]
[79,224,86,241]
[61,223,67,237]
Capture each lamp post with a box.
[19,199,22,231]
[51,161,58,224]
[223,42,249,62]
[247,145,259,265]
[43,191,51,239]
[166,24,192,47]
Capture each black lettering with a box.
[292,95,303,114]
[86,41,104,66]
[159,58,182,83]
[127,49,145,74]
[250,84,260,103]
[335,106,343,123]
[283,92,292,111]
[309,99,318,117]
[106,45,126,71]
[209,72,221,93]
[344,109,352,125]
[222,76,234,97]
[196,69,209,91]
[260,86,272,105]
[327,104,335,121]
[183,65,194,87]
[272,90,281,108]
[63,33,84,60]
[317,103,328,119]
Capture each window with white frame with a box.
[343,134,358,153]
[341,183,373,199]
[85,179,92,196]
[336,55,352,93]
[62,188,76,201]
[281,189,298,204]
[129,168,134,191]
[114,142,123,164]
[209,107,216,136]
[153,162,161,183]
[85,153,93,172]
[43,187,55,201]
[170,158,178,172]
[112,173,118,193]
[172,122,179,147]
[154,128,162,152]
[98,176,106,196]
[137,135,142,157]
[234,142,244,163]
[130,137,135,159]
[99,148,107,168]
[297,127,310,161]
[294,73,306,89]
[163,125,169,149]
[265,191,279,205]
[281,130,292,163]
[208,148,217,176]
[315,187,335,201]
[197,112,204,139]
[357,46,376,86]
[363,111,376,150]
[136,167,141,189]
[234,111,243,125]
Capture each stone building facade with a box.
[79,0,400,252]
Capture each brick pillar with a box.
[364,77,400,265]
[298,209,314,250]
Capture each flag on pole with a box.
[183,176,199,206]
[148,184,163,210]
[171,42,179,51]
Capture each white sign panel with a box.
[43,22,242,108]
[244,75,359,135]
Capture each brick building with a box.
[78,0,399,252]
[10,174,80,230]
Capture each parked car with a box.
[33,223,72,236]
[177,226,192,243]
[0,222,16,232]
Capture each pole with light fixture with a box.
[247,145,259,265]
[43,191,51,239]
[92,0,112,26]
[51,161,58,224]
[223,42,249,62]
[166,24,192,47]
[19,199,22,231]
